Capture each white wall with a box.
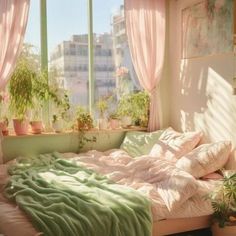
[168,0,235,147]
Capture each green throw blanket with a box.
[4,153,152,236]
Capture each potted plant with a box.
[109,113,120,129]
[96,98,108,129]
[9,58,35,135]
[47,69,70,131]
[129,91,150,127]
[30,106,43,134]
[209,172,236,236]
[117,91,150,128]
[76,106,93,131]
[51,114,63,133]
[117,94,133,128]
[74,106,96,152]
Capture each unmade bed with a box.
[0,149,219,236]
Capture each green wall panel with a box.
[2,130,127,163]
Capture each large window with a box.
[23,0,141,123]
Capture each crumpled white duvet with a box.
[62,149,217,219]
[0,149,218,236]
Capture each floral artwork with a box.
[182,0,234,59]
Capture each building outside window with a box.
[22,0,141,119]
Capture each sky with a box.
[25,0,123,54]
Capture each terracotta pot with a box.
[110,119,120,129]
[211,223,236,236]
[30,121,43,134]
[13,119,29,135]
[77,120,84,130]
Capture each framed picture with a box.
[182,0,234,59]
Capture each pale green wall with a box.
[2,130,127,163]
[159,0,170,129]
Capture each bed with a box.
[0,127,234,235]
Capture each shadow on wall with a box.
[177,54,236,145]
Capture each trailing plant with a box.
[77,132,97,152]
[75,106,96,152]
[33,71,70,120]
[208,172,236,228]
[52,114,58,123]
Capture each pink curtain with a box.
[125,0,166,131]
[0,0,30,90]
[0,0,29,163]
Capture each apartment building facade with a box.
[50,34,115,106]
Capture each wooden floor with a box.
[170,228,212,236]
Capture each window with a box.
[22,0,141,123]
[24,0,40,51]
[47,1,88,110]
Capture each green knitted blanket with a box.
[4,152,152,236]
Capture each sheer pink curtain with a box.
[125,0,166,131]
[0,0,30,164]
[0,0,30,90]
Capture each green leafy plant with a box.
[10,43,70,122]
[109,112,119,120]
[9,58,36,119]
[117,95,132,117]
[76,106,94,131]
[131,91,150,126]
[96,98,108,118]
[33,70,70,121]
[209,172,236,227]
[117,91,150,126]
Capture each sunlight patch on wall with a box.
[194,68,236,144]
[180,110,187,131]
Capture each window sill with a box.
[2,126,147,162]
[3,126,147,139]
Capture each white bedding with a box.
[0,149,218,235]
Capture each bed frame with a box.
[152,215,211,236]
[0,215,211,236]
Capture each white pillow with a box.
[149,127,202,162]
[176,141,232,178]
